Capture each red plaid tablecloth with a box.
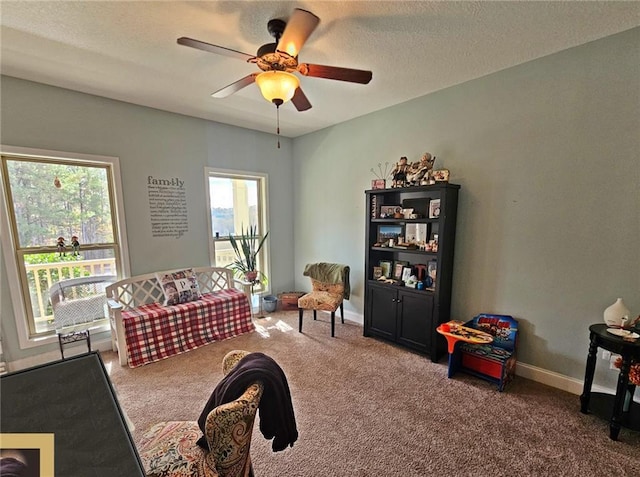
[123,289,253,368]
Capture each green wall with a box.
[293,27,639,384]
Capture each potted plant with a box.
[228,225,269,284]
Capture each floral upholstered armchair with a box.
[298,263,350,337]
[139,350,262,477]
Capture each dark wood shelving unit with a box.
[364,183,460,362]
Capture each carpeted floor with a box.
[104,310,640,477]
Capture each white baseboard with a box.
[516,361,638,402]
[303,308,363,325]
[344,309,363,325]
[516,361,585,394]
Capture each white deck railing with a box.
[25,258,117,328]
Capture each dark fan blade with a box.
[291,87,312,111]
[298,63,372,84]
[177,37,255,62]
[276,8,320,58]
[211,73,259,98]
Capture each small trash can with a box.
[263,295,278,313]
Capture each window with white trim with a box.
[1,148,128,347]
[205,169,270,295]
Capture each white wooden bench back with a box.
[106,267,234,312]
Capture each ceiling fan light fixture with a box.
[255,71,299,104]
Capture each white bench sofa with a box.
[106,267,253,367]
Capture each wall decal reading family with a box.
[147,175,188,238]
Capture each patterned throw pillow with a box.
[156,268,202,306]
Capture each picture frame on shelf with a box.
[379,205,402,218]
[393,260,409,280]
[401,266,413,283]
[378,225,403,243]
[371,179,386,189]
[428,199,441,219]
[432,169,450,182]
[405,223,428,244]
[373,266,383,280]
[379,260,393,278]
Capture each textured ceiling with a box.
[1,1,639,138]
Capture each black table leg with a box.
[580,333,598,413]
[610,356,631,440]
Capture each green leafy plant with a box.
[228,225,269,284]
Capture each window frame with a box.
[1,145,131,349]
[204,167,271,296]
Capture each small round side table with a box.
[580,323,640,440]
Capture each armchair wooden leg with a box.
[340,303,344,324]
[331,311,335,337]
[298,308,303,333]
[313,310,317,320]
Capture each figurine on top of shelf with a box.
[391,156,410,187]
[407,152,436,186]
[71,235,80,256]
[56,236,66,256]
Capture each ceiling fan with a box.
[177,8,373,112]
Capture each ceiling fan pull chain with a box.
[276,103,281,149]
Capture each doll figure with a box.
[407,152,435,185]
[71,235,80,256]
[56,236,66,256]
[391,157,410,187]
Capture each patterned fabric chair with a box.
[139,350,262,477]
[298,263,350,337]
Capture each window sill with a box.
[23,322,110,350]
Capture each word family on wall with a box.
[147,175,188,239]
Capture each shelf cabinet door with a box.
[367,283,397,339]
[396,289,433,353]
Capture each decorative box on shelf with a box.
[278,291,305,310]
[371,179,386,189]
